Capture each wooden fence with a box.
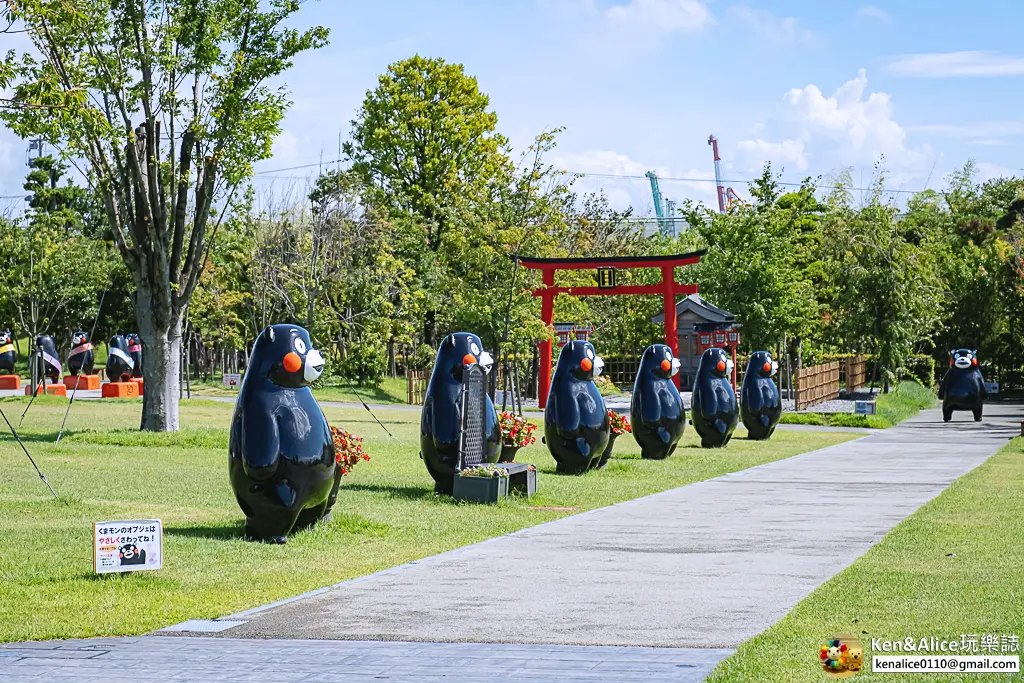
[601,356,641,389]
[406,370,429,405]
[795,361,840,410]
[844,354,867,390]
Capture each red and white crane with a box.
[707,135,742,213]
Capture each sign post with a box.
[223,373,242,389]
[93,519,163,574]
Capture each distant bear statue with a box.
[67,331,95,376]
[105,335,135,382]
[739,351,782,440]
[125,333,143,378]
[630,343,685,460]
[544,340,610,473]
[0,331,15,375]
[938,349,986,422]
[691,348,738,448]
[34,335,61,382]
[420,332,500,494]
[229,324,340,543]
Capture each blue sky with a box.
[3,0,1024,215]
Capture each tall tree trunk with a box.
[138,306,182,432]
[423,310,436,348]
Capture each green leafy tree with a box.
[2,0,328,430]
[345,55,508,346]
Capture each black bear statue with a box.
[34,335,62,382]
[938,349,987,422]
[630,343,685,460]
[544,340,610,473]
[105,335,135,382]
[0,331,15,375]
[420,332,501,494]
[691,348,738,448]
[740,351,782,440]
[229,324,340,543]
[125,333,143,378]
[67,331,95,376]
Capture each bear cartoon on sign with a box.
[125,333,143,378]
[229,324,340,543]
[34,335,62,382]
[67,331,95,376]
[544,340,610,473]
[739,351,782,440]
[105,334,135,382]
[420,332,500,494]
[691,348,738,448]
[0,331,15,375]
[630,343,685,460]
[938,348,986,422]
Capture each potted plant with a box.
[596,410,631,469]
[497,411,537,463]
[330,426,371,476]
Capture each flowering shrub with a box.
[330,426,371,476]
[498,411,537,448]
[460,464,509,478]
[608,410,632,436]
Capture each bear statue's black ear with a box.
[263,326,275,343]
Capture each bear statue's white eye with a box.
[294,338,307,354]
[470,341,480,356]
[586,347,595,360]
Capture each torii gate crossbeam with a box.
[519,251,706,408]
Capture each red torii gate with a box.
[520,251,707,408]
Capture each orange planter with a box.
[132,378,145,396]
[102,381,139,398]
[0,375,20,390]
[64,374,101,390]
[25,383,67,397]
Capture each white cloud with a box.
[726,5,816,45]
[976,162,1016,182]
[887,51,1024,78]
[779,69,924,167]
[604,0,714,35]
[906,121,1024,138]
[857,5,891,24]
[735,138,808,170]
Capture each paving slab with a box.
[176,404,1021,648]
[0,637,731,682]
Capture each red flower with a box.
[330,426,370,477]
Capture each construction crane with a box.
[707,135,743,213]
[645,171,678,237]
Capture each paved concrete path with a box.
[178,404,1022,649]
[0,637,731,682]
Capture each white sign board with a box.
[855,401,877,415]
[223,373,242,388]
[984,382,999,395]
[94,519,163,574]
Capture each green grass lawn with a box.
[708,437,1024,682]
[781,381,937,429]
[187,375,410,405]
[0,397,856,642]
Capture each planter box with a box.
[496,462,537,498]
[0,375,20,390]
[102,381,139,398]
[453,472,509,504]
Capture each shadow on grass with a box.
[165,523,245,541]
[341,482,438,501]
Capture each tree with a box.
[345,55,507,346]
[0,156,109,357]
[2,1,328,430]
[824,173,943,391]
